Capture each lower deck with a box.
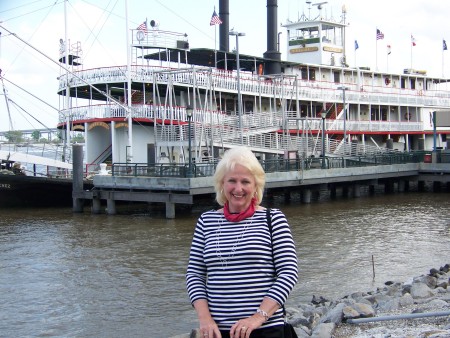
[71,146,450,218]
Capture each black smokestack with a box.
[219,0,230,52]
[263,0,281,74]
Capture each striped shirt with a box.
[186,208,298,330]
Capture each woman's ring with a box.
[242,326,247,330]
[203,334,208,337]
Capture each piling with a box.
[72,144,84,212]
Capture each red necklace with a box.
[223,197,256,222]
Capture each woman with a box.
[186,146,298,338]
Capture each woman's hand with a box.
[229,313,266,338]
[199,317,221,338]
[194,299,222,338]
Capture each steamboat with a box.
[56,0,449,175]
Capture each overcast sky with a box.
[1,0,449,131]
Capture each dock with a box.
[71,145,450,218]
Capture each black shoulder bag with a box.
[266,208,298,338]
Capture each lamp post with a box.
[320,111,327,169]
[337,86,349,153]
[186,106,193,177]
[229,30,245,144]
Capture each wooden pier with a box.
[71,145,450,218]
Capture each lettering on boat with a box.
[290,46,319,54]
[115,122,128,129]
[0,183,11,189]
[323,46,343,53]
[72,124,85,131]
[88,122,110,130]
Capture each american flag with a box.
[376,29,384,40]
[137,20,147,33]
[411,35,416,46]
[210,10,222,26]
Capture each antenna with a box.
[313,2,328,10]
[306,0,312,20]
[312,2,328,20]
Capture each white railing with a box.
[59,65,450,108]
[0,143,69,162]
[60,103,424,135]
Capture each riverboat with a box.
[56,0,449,174]
[0,147,76,207]
[0,72,90,207]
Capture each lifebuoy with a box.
[404,113,412,120]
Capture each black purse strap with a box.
[266,208,287,317]
[266,207,272,237]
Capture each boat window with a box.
[333,71,340,83]
[309,69,316,81]
[410,79,416,90]
[301,68,308,80]
[244,101,253,113]
[400,78,406,89]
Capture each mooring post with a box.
[72,144,84,213]
[106,191,116,214]
[302,189,312,203]
[166,202,175,219]
[92,198,102,214]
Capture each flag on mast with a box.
[411,35,416,46]
[444,39,448,51]
[137,19,148,33]
[354,40,359,50]
[376,29,384,40]
[387,44,391,55]
[210,9,222,26]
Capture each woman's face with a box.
[222,164,256,213]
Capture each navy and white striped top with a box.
[186,208,298,330]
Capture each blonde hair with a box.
[213,146,265,206]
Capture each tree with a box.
[31,130,41,142]
[71,134,85,143]
[4,130,24,143]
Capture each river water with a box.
[0,191,449,337]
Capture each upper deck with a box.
[58,62,450,112]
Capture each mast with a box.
[0,74,14,131]
[63,0,70,162]
[125,0,133,164]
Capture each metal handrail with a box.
[110,152,422,178]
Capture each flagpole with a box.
[210,7,222,68]
[387,51,389,73]
[214,25,217,67]
[443,39,445,77]
[410,34,413,69]
[375,29,378,71]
